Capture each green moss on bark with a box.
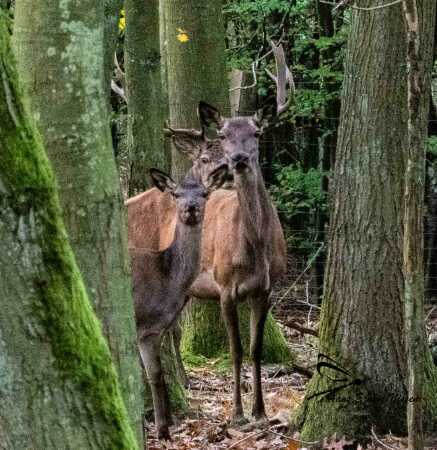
[13,1,145,441]
[0,10,137,448]
[181,299,293,365]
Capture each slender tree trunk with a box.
[402,1,425,447]
[297,0,437,441]
[125,0,169,195]
[104,0,123,104]
[0,10,137,448]
[12,1,144,444]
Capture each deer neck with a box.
[167,218,202,288]
[234,165,273,249]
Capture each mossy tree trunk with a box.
[0,10,137,448]
[125,0,169,196]
[13,1,144,443]
[181,300,293,365]
[297,0,437,441]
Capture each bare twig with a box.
[229,61,257,92]
[273,242,324,307]
[320,0,403,11]
[371,426,397,450]
[226,427,267,449]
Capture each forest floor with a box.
[145,302,437,450]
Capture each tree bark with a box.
[104,0,123,105]
[165,0,229,180]
[297,0,437,441]
[12,1,144,443]
[402,0,425,447]
[0,10,137,448]
[125,0,169,195]
[181,300,293,365]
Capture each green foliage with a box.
[270,164,327,255]
[427,135,437,157]
[225,0,346,121]
[271,165,326,219]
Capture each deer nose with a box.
[186,203,198,213]
[231,153,249,164]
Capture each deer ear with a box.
[204,163,229,193]
[254,102,275,130]
[149,169,177,193]
[198,101,223,129]
[170,133,203,161]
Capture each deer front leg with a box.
[138,335,172,440]
[221,293,245,424]
[249,295,270,420]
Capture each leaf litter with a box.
[145,304,437,450]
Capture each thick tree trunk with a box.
[0,11,137,448]
[298,0,437,441]
[125,0,169,195]
[12,1,144,443]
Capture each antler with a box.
[111,52,127,102]
[265,41,295,115]
[163,120,204,138]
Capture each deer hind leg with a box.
[138,335,172,440]
[220,293,245,423]
[249,295,270,420]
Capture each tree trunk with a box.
[297,0,437,441]
[181,300,293,365]
[12,1,144,443]
[104,0,123,104]
[0,11,137,448]
[165,0,229,180]
[402,0,426,447]
[125,0,169,196]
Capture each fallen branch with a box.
[292,363,314,378]
[285,320,319,337]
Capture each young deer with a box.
[130,165,227,440]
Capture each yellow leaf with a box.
[119,9,125,32]
[176,28,189,43]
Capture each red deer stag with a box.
[130,166,228,439]
[187,41,292,423]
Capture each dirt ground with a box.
[144,301,437,450]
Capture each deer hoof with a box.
[157,426,171,440]
[251,413,268,426]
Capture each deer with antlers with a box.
[127,41,292,427]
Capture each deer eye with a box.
[200,156,210,164]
